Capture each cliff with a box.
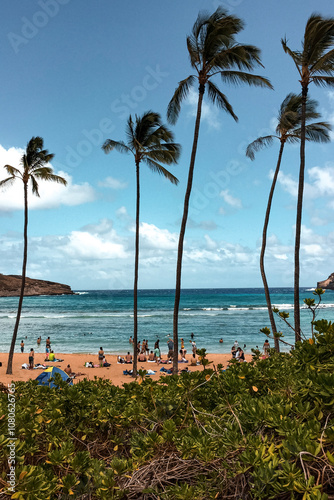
[317,273,334,290]
[0,274,74,297]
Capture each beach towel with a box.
[123,369,133,375]
[147,369,156,375]
[160,367,173,374]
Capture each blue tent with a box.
[35,366,73,388]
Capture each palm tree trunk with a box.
[6,182,28,375]
[260,141,285,352]
[133,160,140,377]
[294,86,308,343]
[172,84,205,375]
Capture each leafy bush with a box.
[1,321,334,498]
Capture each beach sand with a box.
[0,351,252,387]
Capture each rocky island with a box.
[0,274,74,297]
[317,273,334,290]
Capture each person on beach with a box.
[141,340,146,354]
[46,337,51,349]
[37,336,41,345]
[154,339,160,350]
[191,340,197,355]
[20,340,24,353]
[98,347,104,367]
[148,350,155,361]
[233,340,239,349]
[231,345,236,358]
[219,338,223,343]
[167,338,174,359]
[154,345,161,362]
[28,348,34,369]
[65,364,75,377]
[129,336,133,344]
[125,352,132,363]
[190,332,194,340]
[49,350,55,361]
[236,347,245,362]
[179,350,187,362]
[181,338,185,350]
[138,352,147,362]
[263,339,270,356]
[190,353,197,366]
[137,341,141,354]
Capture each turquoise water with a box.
[0,288,333,356]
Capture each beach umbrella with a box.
[35,366,73,388]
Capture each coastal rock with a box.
[0,274,74,297]
[317,273,334,290]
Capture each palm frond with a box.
[246,136,275,160]
[187,35,201,67]
[0,176,16,188]
[3,164,22,178]
[285,134,302,144]
[210,44,264,72]
[30,174,40,197]
[144,158,179,185]
[219,70,273,89]
[304,121,331,142]
[167,75,196,125]
[312,75,334,86]
[33,168,68,185]
[311,48,334,74]
[281,37,303,77]
[304,15,334,66]
[207,80,238,121]
[102,139,131,155]
[146,143,181,165]
[147,125,175,146]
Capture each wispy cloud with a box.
[185,88,222,130]
[98,176,128,189]
[220,189,243,209]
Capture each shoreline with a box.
[0,351,253,387]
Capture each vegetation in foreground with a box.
[1,320,334,499]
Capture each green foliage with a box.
[1,326,334,498]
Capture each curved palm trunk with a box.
[260,141,285,353]
[6,182,28,375]
[294,86,308,343]
[133,160,140,377]
[172,84,204,375]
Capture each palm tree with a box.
[167,7,273,374]
[0,137,67,375]
[282,14,334,341]
[246,94,331,350]
[102,111,180,377]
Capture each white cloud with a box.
[0,144,95,212]
[64,231,127,260]
[139,222,178,250]
[98,176,128,189]
[220,189,243,209]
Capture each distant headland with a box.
[317,273,334,290]
[0,274,74,297]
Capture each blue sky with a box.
[1,0,334,290]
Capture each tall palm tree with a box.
[0,137,67,375]
[167,7,273,374]
[102,111,180,377]
[246,94,331,350]
[282,14,334,342]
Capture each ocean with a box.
[0,288,333,357]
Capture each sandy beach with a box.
[0,351,253,387]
